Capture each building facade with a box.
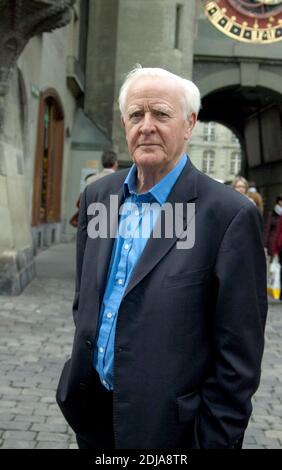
[0,0,77,294]
[1,0,282,295]
[189,121,242,182]
[0,0,111,295]
[0,0,198,295]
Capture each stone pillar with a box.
[112,0,197,161]
[0,0,75,294]
[85,0,119,137]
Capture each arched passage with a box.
[32,88,65,227]
[197,79,282,208]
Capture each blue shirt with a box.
[93,154,188,390]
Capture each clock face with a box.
[203,0,282,43]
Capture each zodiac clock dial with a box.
[203,0,282,43]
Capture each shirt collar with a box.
[124,154,188,205]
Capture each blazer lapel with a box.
[96,185,124,299]
[123,160,198,298]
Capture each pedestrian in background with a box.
[247,181,264,215]
[272,215,282,301]
[231,176,256,206]
[86,150,118,185]
[264,195,282,300]
[231,176,249,195]
[69,151,118,228]
[69,173,96,228]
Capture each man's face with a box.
[121,76,196,172]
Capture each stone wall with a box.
[0,0,75,294]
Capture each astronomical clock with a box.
[203,1,282,43]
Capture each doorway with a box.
[32,89,64,227]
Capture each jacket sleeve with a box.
[72,188,88,326]
[197,203,268,448]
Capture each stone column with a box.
[85,0,119,138]
[0,0,75,295]
[112,0,197,161]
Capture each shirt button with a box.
[124,243,130,250]
[134,210,139,216]
[79,382,87,391]
[117,279,123,285]
[85,340,92,349]
[106,312,113,319]
[99,347,104,353]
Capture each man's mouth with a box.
[137,143,160,147]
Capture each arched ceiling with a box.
[199,86,282,140]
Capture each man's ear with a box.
[184,113,196,141]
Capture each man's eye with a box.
[130,112,142,119]
[156,111,168,117]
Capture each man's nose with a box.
[140,112,156,134]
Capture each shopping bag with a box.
[267,255,281,300]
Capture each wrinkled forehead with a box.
[125,76,183,108]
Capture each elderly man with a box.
[56,66,267,449]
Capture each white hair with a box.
[118,65,201,118]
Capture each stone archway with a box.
[195,67,282,209]
[197,67,282,100]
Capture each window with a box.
[230,152,241,176]
[202,150,215,174]
[231,133,239,144]
[203,122,216,142]
[79,0,89,74]
[174,4,183,50]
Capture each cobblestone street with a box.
[0,243,281,449]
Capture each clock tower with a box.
[203,0,282,43]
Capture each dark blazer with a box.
[56,160,268,449]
